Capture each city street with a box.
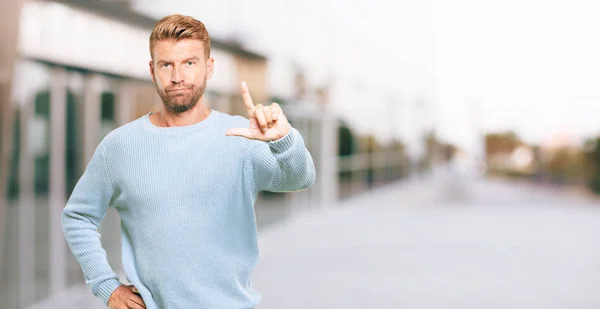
[4,1,600,308]
[253,174,600,309]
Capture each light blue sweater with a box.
[61,109,316,309]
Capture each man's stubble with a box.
[155,72,207,114]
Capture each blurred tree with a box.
[484,131,526,174]
[423,130,436,168]
[545,146,585,184]
[337,121,355,156]
[485,131,523,156]
[584,137,600,193]
[443,143,458,162]
[7,108,20,200]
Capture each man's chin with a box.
[164,101,197,114]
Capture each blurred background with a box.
[2,0,600,308]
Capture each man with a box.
[62,14,316,309]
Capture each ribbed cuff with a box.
[268,126,296,153]
[94,278,122,305]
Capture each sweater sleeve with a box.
[61,141,121,304]
[243,126,316,193]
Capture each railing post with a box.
[319,112,338,206]
[18,90,36,309]
[49,66,67,295]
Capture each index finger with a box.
[240,81,255,111]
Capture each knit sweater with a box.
[61,109,316,309]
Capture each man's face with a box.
[150,39,214,114]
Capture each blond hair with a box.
[149,14,211,59]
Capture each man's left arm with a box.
[226,81,316,192]
[243,126,316,192]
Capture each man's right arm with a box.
[61,140,122,305]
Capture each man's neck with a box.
[150,104,212,128]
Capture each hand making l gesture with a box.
[226,82,291,141]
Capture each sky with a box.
[135,0,600,155]
[434,0,600,152]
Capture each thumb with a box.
[226,128,255,139]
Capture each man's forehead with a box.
[153,39,205,58]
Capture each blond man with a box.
[62,14,316,309]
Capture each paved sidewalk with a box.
[252,177,600,309]
[253,178,442,309]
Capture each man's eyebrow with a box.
[182,56,200,62]
[156,59,171,64]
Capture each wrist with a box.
[95,279,122,305]
[268,125,296,152]
[276,123,292,141]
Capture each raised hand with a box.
[225,81,291,141]
[107,285,146,309]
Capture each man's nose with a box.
[170,66,183,84]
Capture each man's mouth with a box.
[167,88,189,92]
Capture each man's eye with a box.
[186,61,195,66]
[162,63,171,68]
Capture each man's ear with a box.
[149,60,156,83]
[206,57,215,81]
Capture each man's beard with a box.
[156,75,207,114]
